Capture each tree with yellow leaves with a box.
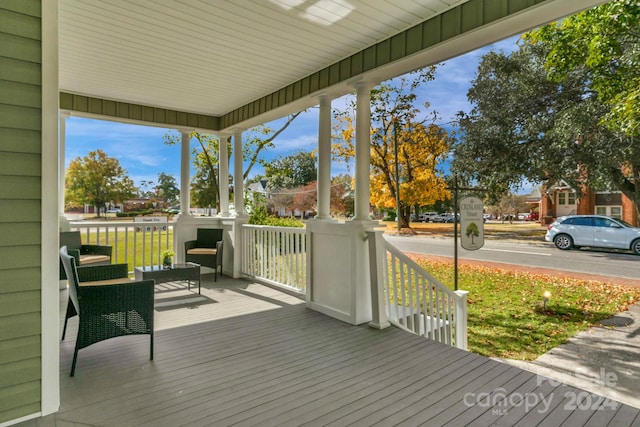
[333,68,452,228]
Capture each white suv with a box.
[545,215,640,255]
[419,212,439,222]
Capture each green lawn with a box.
[81,229,173,268]
[411,257,640,360]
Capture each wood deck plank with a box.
[289,342,458,427]
[441,369,535,427]
[134,329,421,426]
[41,278,640,427]
[407,365,524,426]
[228,339,458,427]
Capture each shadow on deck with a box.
[25,274,640,426]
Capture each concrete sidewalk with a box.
[495,302,640,409]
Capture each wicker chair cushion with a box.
[79,254,111,265]
[186,248,217,255]
[80,277,135,287]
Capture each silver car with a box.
[545,215,640,255]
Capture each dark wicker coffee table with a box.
[134,262,201,294]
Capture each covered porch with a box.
[0,1,621,425]
[35,274,640,426]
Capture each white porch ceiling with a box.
[59,0,468,117]
[58,0,609,126]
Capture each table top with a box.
[135,262,199,273]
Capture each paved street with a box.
[384,234,640,282]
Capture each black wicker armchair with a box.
[60,246,155,376]
[60,231,112,280]
[185,228,223,281]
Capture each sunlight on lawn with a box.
[410,257,640,360]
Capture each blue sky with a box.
[65,35,521,191]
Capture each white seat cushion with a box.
[79,254,111,265]
[186,248,217,255]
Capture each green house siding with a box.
[0,1,43,424]
[59,92,220,131]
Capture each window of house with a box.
[596,206,622,219]
[557,190,576,205]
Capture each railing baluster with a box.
[68,220,174,274]
[240,225,307,294]
[366,235,467,350]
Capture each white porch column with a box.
[316,95,332,220]
[217,132,231,216]
[353,81,372,221]
[43,0,61,417]
[59,111,70,231]
[179,130,192,216]
[232,129,245,216]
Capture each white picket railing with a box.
[69,220,174,271]
[241,224,307,294]
[367,231,468,350]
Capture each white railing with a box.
[69,220,173,270]
[367,231,468,350]
[242,224,307,294]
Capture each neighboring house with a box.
[541,181,638,226]
[124,197,154,211]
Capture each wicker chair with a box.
[185,228,223,281]
[59,231,112,280]
[60,246,155,377]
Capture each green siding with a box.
[0,128,41,154]
[0,0,42,424]
[0,56,41,85]
[59,92,220,131]
[0,336,40,365]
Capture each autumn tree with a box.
[333,68,452,228]
[65,149,136,217]
[330,174,354,217]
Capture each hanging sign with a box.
[459,196,484,250]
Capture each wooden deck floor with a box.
[29,275,640,426]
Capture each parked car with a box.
[525,212,539,221]
[545,215,640,255]
[166,204,180,214]
[417,212,438,222]
[433,213,459,223]
[106,208,121,213]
